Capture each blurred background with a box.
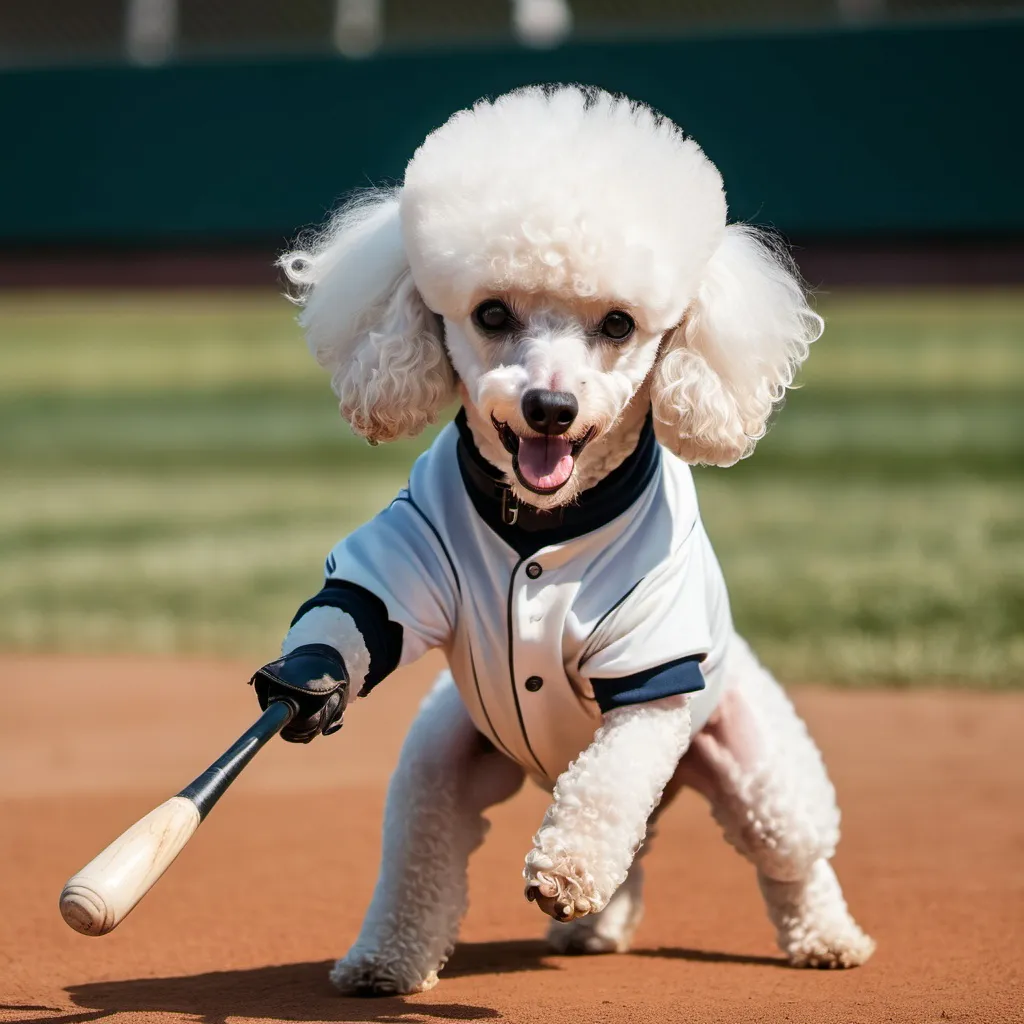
[1,1,1021,686]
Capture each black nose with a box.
[521,389,578,436]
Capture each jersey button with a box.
[525,675,544,692]
[525,561,542,579]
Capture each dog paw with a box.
[524,848,603,922]
[547,872,644,954]
[785,925,877,970]
[330,955,439,996]
[761,862,876,970]
[547,918,626,954]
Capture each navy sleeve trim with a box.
[291,580,403,696]
[590,654,706,713]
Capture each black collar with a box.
[455,408,659,559]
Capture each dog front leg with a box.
[332,673,524,995]
[524,694,692,922]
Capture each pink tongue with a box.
[517,436,574,491]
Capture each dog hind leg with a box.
[681,638,875,968]
[331,672,524,996]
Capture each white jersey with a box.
[299,412,735,782]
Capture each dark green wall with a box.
[1,19,1020,244]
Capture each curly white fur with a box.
[331,674,524,995]
[523,695,691,920]
[698,638,841,882]
[760,861,876,968]
[546,859,648,954]
[279,194,455,443]
[312,633,874,991]
[676,638,874,967]
[274,85,872,994]
[401,87,726,326]
[281,88,817,476]
[651,226,823,467]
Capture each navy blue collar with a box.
[455,408,659,558]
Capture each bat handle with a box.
[59,699,296,936]
[176,698,296,820]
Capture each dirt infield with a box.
[2,654,1021,1024]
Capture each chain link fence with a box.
[1,0,1021,66]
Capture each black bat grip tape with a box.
[176,699,297,820]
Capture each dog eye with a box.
[599,311,635,341]
[473,300,511,333]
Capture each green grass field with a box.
[2,290,1022,685]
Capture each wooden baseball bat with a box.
[59,698,296,936]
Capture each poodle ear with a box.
[650,225,822,467]
[279,191,455,443]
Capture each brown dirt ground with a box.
[1,653,1022,1024]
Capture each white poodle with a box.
[254,84,875,996]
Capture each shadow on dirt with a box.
[56,942,550,1024]
[42,939,785,1023]
[633,946,788,968]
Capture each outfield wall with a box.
[1,19,1020,244]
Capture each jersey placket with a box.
[507,550,594,781]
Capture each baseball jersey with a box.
[293,410,735,782]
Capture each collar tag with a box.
[500,486,519,526]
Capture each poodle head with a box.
[281,85,820,506]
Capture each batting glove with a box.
[250,643,349,743]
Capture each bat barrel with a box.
[59,699,296,936]
[59,795,202,936]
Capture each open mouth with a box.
[491,416,596,495]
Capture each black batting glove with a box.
[249,643,350,743]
